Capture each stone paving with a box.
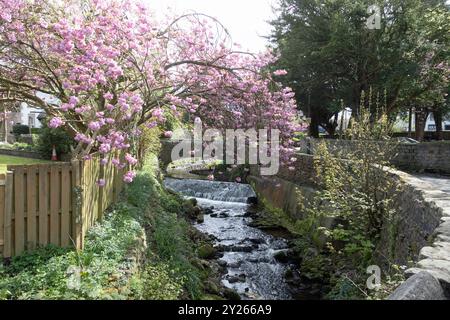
[403,174,450,293]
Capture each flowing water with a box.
[164,178,293,300]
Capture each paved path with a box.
[409,174,450,217]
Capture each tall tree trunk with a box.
[434,108,443,141]
[408,107,413,138]
[415,108,428,142]
[309,108,319,138]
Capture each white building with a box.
[15,103,45,128]
[394,113,450,132]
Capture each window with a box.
[428,124,436,131]
[445,125,450,131]
[28,115,35,128]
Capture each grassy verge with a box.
[0,154,216,300]
[0,155,51,173]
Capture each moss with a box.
[197,244,216,260]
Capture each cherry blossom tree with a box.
[0,0,301,182]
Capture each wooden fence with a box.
[0,154,126,257]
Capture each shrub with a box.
[12,124,30,138]
[12,142,34,151]
[35,123,75,160]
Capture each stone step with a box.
[419,243,450,261]
[441,208,450,217]
[436,234,450,242]
[405,267,450,290]
[415,259,450,285]
[434,221,450,237]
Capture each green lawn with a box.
[0,155,51,173]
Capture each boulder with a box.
[388,271,447,300]
[274,250,289,263]
[198,244,217,260]
[196,214,205,224]
[419,243,450,262]
[188,198,198,206]
[223,288,241,300]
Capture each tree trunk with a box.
[408,107,412,138]
[309,108,320,138]
[415,108,428,142]
[434,108,443,141]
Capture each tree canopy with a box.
[271,0,449,137]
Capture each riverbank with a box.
[0,156,233,300]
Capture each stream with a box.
[164,178,293,300]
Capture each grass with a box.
[0,155,52,173]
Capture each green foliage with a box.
[131,264,183,300]
[12,142,34,151]
[271,0,450,135]
[314,96,398,240]
[35,122,75,159]
[0,142,35,151]
[136,126,161,166]
[30,128,42,134]
[120,161,203,299]
[0,207,144,300]
[12,124,29,138]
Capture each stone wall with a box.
[250,153,448,298]
[300,138,450,174]
[248,174,316,221]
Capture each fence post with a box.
[3,172,13,258]
[0,173,5,256]
[98,154,104,221]
[71,160,83,250]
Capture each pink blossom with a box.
[69,96,79,106]
[112,158,120,167]
[146,121,157,129]
[273,69,288,76]
[48,117,64,128]
[235,177,242,183]
[152,108,163,118]
[88,121,101,131]
[207,174,215,181]
[125,153,138,165]
[0,0,301,173]
[123,171,136,183]
[164,131,173,138]
[99,143,111,154]
[97,179,106,187]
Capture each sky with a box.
[145,0,277,53]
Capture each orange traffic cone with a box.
[51,145,57,161]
